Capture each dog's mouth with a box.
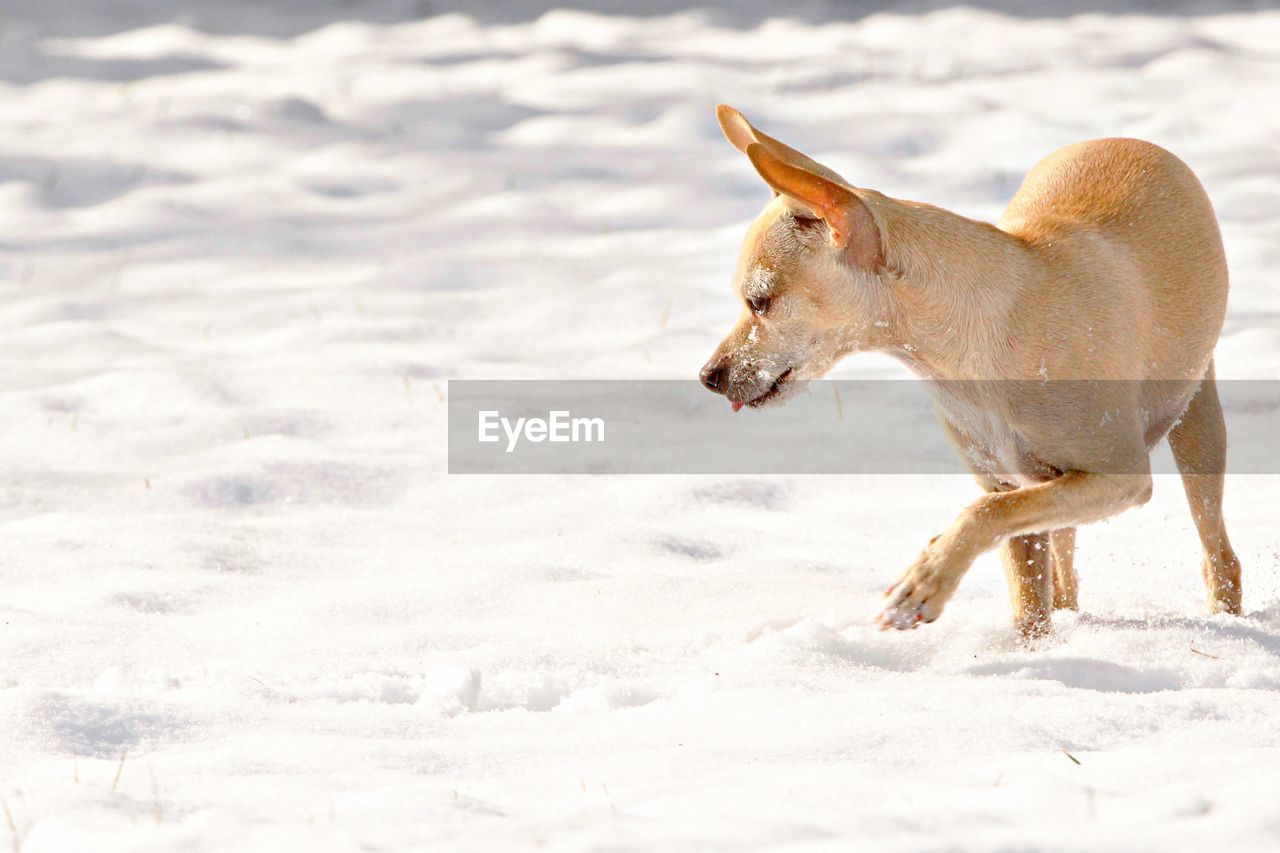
[732,368,794,412]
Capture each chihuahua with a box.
[700,104,1240,637]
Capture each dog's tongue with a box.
[731,401,744,413]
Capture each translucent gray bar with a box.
[447,380,1279,475]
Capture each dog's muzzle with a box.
[699,360,793,412]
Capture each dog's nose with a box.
[700,362,727,394]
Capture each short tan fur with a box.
[700,104,1241,636]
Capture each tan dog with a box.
[700,104,1241,637]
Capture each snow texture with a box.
[2,1,1280,850]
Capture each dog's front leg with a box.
[877,470,1151,632]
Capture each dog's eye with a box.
[748,295,771,315]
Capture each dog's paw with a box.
[876,544,965,631]
[876,596,927,630]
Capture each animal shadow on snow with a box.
[966,657,1181,693]
[1075,610,1280,655]
[968,610,1280,692]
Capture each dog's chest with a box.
[933,390,1055,488]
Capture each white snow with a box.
[2,2,1280,850]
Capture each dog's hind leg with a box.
[1050,527,1078,610]
[1002,532,1053,638]
[1168,362,1242,614]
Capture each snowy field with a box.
[3,1,1280,850]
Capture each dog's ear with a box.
[715,104,759,155]
[715,104,846,184]
[745,142,883,272]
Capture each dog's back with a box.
[999,138,1228,387]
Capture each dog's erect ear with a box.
[745,143,883,272]
[716,104,759,155]
[715,104,846,184]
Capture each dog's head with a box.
[700,105,891,410]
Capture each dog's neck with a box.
[866,196,1043,380]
